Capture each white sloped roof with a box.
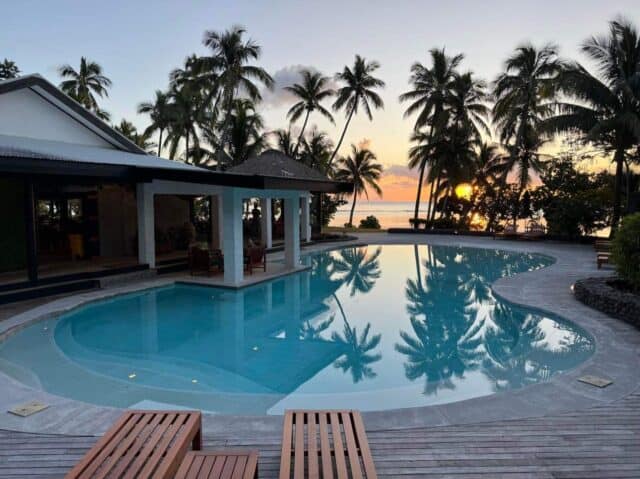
[0,134,209,173]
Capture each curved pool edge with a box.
[0,233,638,436]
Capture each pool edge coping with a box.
[0,233,638,436]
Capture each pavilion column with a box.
[284,195,300,269]
[24,180,38,283]
[300,195,311,243]
[260,197,272,248]
[210,195,223,249]
[222,188,243,285]
[136,183,156,269]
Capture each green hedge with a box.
[611,213,640,291]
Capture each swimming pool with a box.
[0,244,594,415]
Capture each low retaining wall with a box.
[574,277,640,328]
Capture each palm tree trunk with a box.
[157,129,163,157]
[328,105,356,170]
[412,162,426,226]
[185,133,189,163]
[348,193,358,227]
[430,173,442,222]
[610,147,625,236]
[425,178,435,221]
[413,244,423,291]
[294,110,311,157]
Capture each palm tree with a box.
[334,145,383,227]
[332,246,382,296]
[299,128,334,171]
[201,26,273,150]
[543,18,640,232]
[114,120,156,152]
[285,69,335,152]
[138,90,172,157]
[400,48,463,223]
[0,59,20,80]
[222,99,267,166]
[492,44,562,196]
[272,128,297,157]
[163,84,202,162]
[331,322,382,383]
[58,57,112,120]
[329,55,385,167]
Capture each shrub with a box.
[611,213,640,291]
[359,215,381,229]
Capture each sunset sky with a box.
[3,0,639,201]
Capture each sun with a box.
[455,183,473,201]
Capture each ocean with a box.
[330,201,425,229]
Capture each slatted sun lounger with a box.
[176,450,259,479]
[65,410,202,479]
[597,253,611,269]
[279,410,377,479]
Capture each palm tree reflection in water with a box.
[395,245,593,396]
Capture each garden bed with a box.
[574,277,640,329]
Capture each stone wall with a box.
[574,277,640,329]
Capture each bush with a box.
[611,213,640,291]
[359,215,381,229]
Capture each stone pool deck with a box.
[0,234,639,477]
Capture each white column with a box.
[136,183,156,268]
[222,188,244,285]
[260,197,272,248]
[300,195,311,243]
[284,195,300,269]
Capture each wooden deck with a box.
[0,390,638,478]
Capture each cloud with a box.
[260,65,339,109]
[357,138,372,150]
[384,164,419,180]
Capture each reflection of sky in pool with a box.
[0,244,594,415]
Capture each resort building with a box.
[0,75,350,296]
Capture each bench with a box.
[176,450,259,479]
[279,410,377,479]
[65,410,202,479]
[597,253,611,269]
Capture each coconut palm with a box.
[333,145,383,227]
[299,128,334,171]
[163,84,202,162]
[543,18,640,232]
[138,90,172,157]
[400,48,463,223]
[285,69,335,152]
[201,26,273,148]
[58,57,112,120]
[272,128,297,157]
[0,59,20,80]
[114,120,156,152]
[222,99,267,166]
[329,56,385,167]
[492,44,563,195]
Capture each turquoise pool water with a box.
[0,244,594,415]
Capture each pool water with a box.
[0,245,594,415]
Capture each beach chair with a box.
[189,247,224,275]
[176,450,259,479]
[246,246,267,274]
[597,253,611,269]
[65,410,202,479]
[279,410,377,479]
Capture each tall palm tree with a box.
[58,57,112,120]
[201,26,273,150]
[163,84,202,162]
[138,90,171,157]
[285,69,335,152]
[492,44,562,196]
[334,145,383,227]
[543,18,640,232]
[272,128,297,158]
[329,55,385,167]
[0,59,20,80]
[300,128,334,171]
[400,49,463,223]
[222,99,267,166]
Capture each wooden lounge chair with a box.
[494,224,520,240]
[176,450,258,479]
[65,410,202,479]
[190,247,224,276]
[245,246,267,274]
[279,410,377,479]
[595,239,612,253]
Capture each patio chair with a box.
[279,410,378,479]
[189,246,224,276]
[246,246,267,274]
[597,252,611,269]
[176,450,258,479]
[65,410,202,479]
[521,222,546,241]
[494,224,520,240]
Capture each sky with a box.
[2,0,639,201]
